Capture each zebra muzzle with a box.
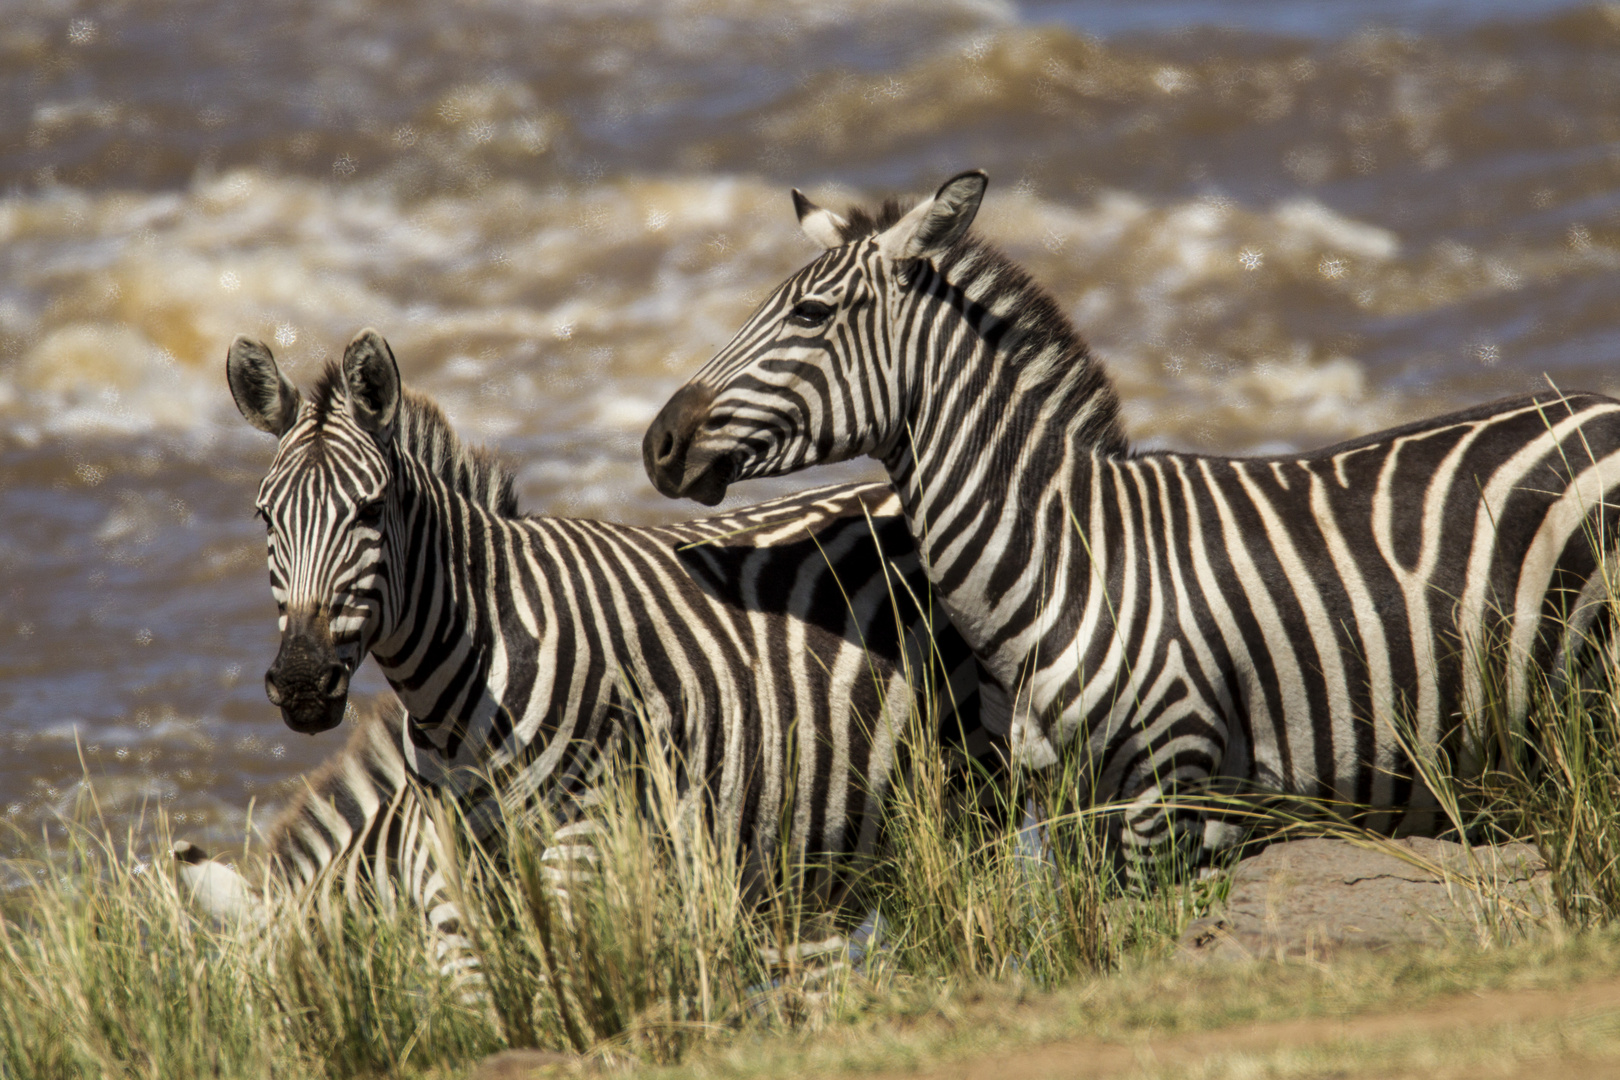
[265,629,350,734]
[643,382,733,505]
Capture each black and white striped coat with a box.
[203,330,994,937]
[175,698,439,921]
[644,171,1620,859]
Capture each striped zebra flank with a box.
[256,698,424,918]
[176,696,505,980]
[644,170,1620,865]
[199,328,996,959]
[175,697,457,939]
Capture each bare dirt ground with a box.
[473,840,1615,1080]
[873,971,1620,1080]
[1179,837,1550,961]
[876,838,1605,1080]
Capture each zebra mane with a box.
[831,197,913,245]
[307,362,520,517]
[834,195,1129,456]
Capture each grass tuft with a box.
[0,798,497,1080]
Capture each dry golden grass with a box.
[10,570,1620,1079]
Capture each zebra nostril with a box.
[657,431,675,462]
[264,669,283,707]
[321,662,349,699]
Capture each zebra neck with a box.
[883,257,1125,481]
[369,461,507,752]
[880,267,1127,689]
[885,284,1122,519]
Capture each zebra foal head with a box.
[644,170,988,505]
[227,329,403,734]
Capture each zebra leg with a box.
[1546,557,1620,706]
[1117,784,1193,888]
[1195,720,1256,875]
[275,754,484,991]
[535,819,602,929]
[399,792,482,986]
[1115,754,1227,888]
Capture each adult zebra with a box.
[643,170,1620,865]
[198,328,996,950]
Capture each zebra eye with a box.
[788,299,833,327]
[253,506,270,529]
[355,498,386,526]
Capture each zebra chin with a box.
[676,454,734,506]
[275,695,348,735]
[647,445,736,507]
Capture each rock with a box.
[1178,837,1550,961]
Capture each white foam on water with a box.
[967,181,1617,447]
[0,170,797,445]
[33,714,214,749]
[1273,199,1400,260]
[508,0,1017,25]
[0,165,1599,457]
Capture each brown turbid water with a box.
[3,0,1618,859]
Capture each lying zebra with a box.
[645,169,1620,871]
[174,695,429,925]
[176,328,999,967]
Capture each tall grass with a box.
[1465,421,1620,926]
[1452,614,1620,927]
[0,677,1185,1078]
[1384,488,1620,932]
[856,704,1213,985]
[444,733,793,1065]
[0,800,498,1079]
[1507,683,1620,924]
[12,576,1620,1076]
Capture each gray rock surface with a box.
[1179,837,1550,961]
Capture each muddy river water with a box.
[3,0,1618,856]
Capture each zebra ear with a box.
[793,188,849,249]
[226,336,302,437]
[876,170,988,263]
[342,328,401,442]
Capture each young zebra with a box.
[193,328,998,947]
[643,170,1620,866]
[175,696,441,929]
